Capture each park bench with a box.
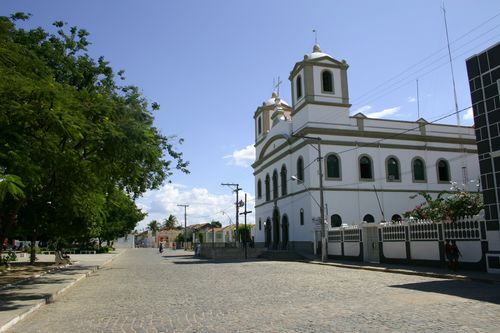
[55,250,72,265]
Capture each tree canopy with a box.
[0,13,188,255]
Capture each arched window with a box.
[391,214,402,222]
[359,155,373,180]
[257,179,262,199]
[322,70,333,92]
[363,214,375,223]
[257,116,262,135]
[386,156,400,181]
[326,154,341,179]
[412,157,426,182]
[296,75,303,99]
[280,165,287,196]
[437,159,450,182]
[297,156,304,182]
[259,218,262,230]
[300,208,304,226]
[272,169,278,199]
[331,214,342,227]
[265,174,270,201]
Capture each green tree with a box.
[237,225,252,243]
[162,214,177,229]
[147,220,160,236]
[210,220,221,228]
[0,13,189,260]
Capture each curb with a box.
[0,250,125,333]
[300,259,500,284]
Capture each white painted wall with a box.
[410,241,440,260]
[343,242,360,257]
[382,242,406,259]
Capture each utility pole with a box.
[292,134,327,262]
[177,204,189,250]
[221,183,242,246]
[239,193,252,260]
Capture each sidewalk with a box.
[299,252,500,284]
[0,250,124,333]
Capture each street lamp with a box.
[291,135,327,262]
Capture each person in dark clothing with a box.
[445,240,453,269]
[450,240,461,271]
[159,242,163,254]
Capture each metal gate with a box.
[362,224,380,263]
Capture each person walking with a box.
[159,242,163,254]
[451,240,461,271]
[445,240,453,270]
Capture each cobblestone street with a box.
[7,249,500,333]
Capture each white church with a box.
[252,45,480,253]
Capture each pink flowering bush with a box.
[403,182,483,222]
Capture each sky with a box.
[2,0,499,230]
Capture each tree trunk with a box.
[30,233,37,264]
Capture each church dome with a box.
[304,44,331,60]
[263,91,290,107]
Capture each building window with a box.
[386,156,400,181]
[391,214,402,222]
[322,70,333,93]
[257,116,262,135]
[300,208,304,225]
[412,157,426,182]
[257,179,262,199]
[359,155,373,180]
[437,159,450,182]
[297,156,304,182]
[296,75,303,99]
[363,214,375,223]
[259,218,262,230]
[265,174,270,201]
[272,169,278,199]
[280,165,287,196]
[331,214,342,227]
[326,154,341,179]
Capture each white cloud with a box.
[463,107,474,120]
[408,96,416,103]
[353,105,372,114]
[224,144,255,167]
[366,106,401,119]
[135,184,255,230]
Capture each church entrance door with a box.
[281,215,289,250]
[265,219,271,249]
[272,207,280,250]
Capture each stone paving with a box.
[6,248,500,333]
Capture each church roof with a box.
[304,44,332,60]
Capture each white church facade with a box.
[252,45,480,254]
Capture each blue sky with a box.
[2,1,499,229]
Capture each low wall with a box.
[328,218,489,271]
[200,245,265,259]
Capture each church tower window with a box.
[265,174,270,201]
[257,116,262,135]
[257,179,262,199]
[300,208,304,225]
[272,169,279,199]
[322,70,333,92]
[296,156,304,182]
[296,75,303,99]
[280,165,288,196]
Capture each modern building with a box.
[253,45,480,254]
[466,42,500,268]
